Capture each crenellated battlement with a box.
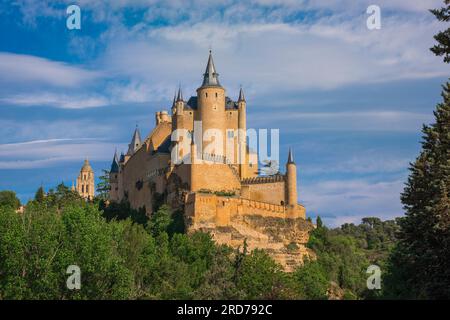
[241,174,285,185]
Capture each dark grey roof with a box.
[127,126,142,156]
[176,86,183,102]
[288,148,295,164]
[238,87,245,102]
[184,96,237,110]
[186,96,198,109]
[156,136,171,154]
[201,51,221,87]
[110,151,119,173]
[225,97,238,109]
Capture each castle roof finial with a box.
[287,147,295,164]
[202,50,221,87]
[238,86,246,102]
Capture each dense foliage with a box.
[0,184,400,300]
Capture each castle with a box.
[109,52,313,270]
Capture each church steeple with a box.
[201,50,221,87]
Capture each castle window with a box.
[215,92,218,98]
[227,131,234,138]
[205,93,208,98]
[86,185,89,193]
[82,185,84,193]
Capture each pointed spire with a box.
[176,85,183,102]
[127,125,142,156]
[202,50,221,87]
[287,148,295,164]
[238,86,246,102]
[172,90,177,105]
[110,149,119,173]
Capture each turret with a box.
[238,87,247,177]
[176,86,184,114]
[286,148,298,206]
[197,50,226,157]
[171,91,177,115]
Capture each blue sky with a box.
[0,0,448,226]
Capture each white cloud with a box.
[0,93,109,108]
[301,178,405,227]
[0,138,126,169]
[251,111,433,132]
[0,52,101,88]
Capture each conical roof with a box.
[201,50,221,87]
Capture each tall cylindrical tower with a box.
[286,148,298,206]
[238,87,247,178]
[197,51,226,158]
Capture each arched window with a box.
[82,185,84,193]
[205,92,208,98]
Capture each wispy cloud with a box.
[301,178,405,227]
[0,138,126,169]
[0,93,109,109]
[251,111,433,132]
[0,52,101,88]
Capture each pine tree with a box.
[387,84,450,298]
[96,169,110,200]
[430,0,450,62]
[384,0,450,299]
[34,186,45,203]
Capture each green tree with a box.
[293,260,328,299]
[0,190,21,209]
[96,169,111,201]
[384,8,450,296]
[316,216,323,228]
[430,0,450,62]
[235,249,285,299]
[34,186,45,203]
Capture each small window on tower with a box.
[215,92,218,98]
[205,93,208,98]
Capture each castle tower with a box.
[76,159,95,200]
[173,86,187,161]
[197,50,226,158]
[286,148,298,207]
[109,150,120,201]
[238,87,247,178]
